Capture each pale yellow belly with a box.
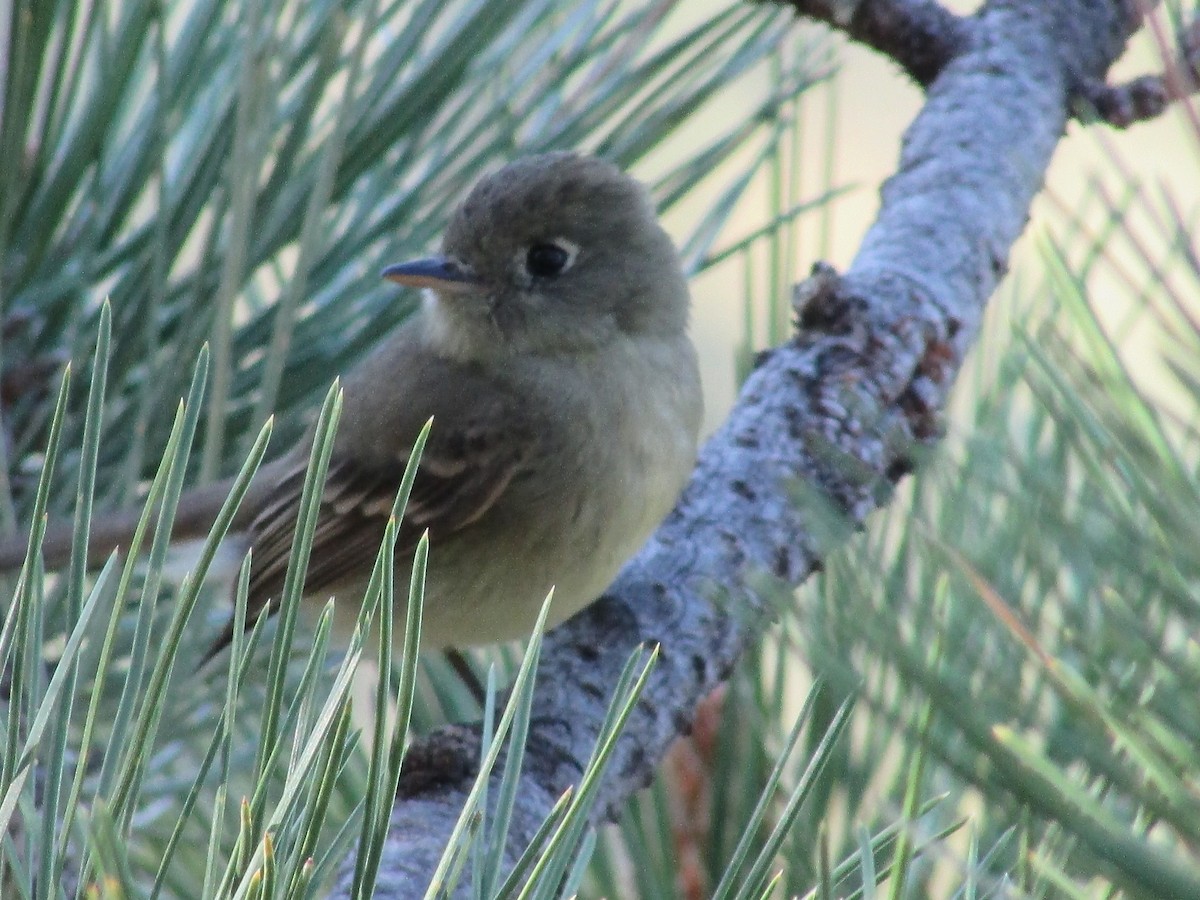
[320,333,702,651]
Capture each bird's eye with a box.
[525,242,573,278]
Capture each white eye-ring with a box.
[521,237,580,278]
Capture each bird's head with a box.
[383,153,689,360]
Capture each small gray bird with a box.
[0,153,703,654]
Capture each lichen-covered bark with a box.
[337,1,1139,895]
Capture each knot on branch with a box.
[793,261,861,334]
[895,332,952,444]
[789,262,962,510]
[395,725,481,800]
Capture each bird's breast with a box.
[516,333,702,616]
[407,331,702,649]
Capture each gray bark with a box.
[335,1,1143,895]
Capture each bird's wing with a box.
[204,397,539,659]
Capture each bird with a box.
[0,152,704,658]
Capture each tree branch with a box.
[337,0,1149,895]
[1075,11,1200,127]
[774,0,971,87]
[775,0,1200,131]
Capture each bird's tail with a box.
[0,472,272,573]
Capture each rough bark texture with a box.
[335,1,1140,895]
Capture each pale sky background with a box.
[666,5,1199,432]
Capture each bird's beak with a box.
[381,256,482,294]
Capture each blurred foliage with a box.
[735,138,1200,896]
